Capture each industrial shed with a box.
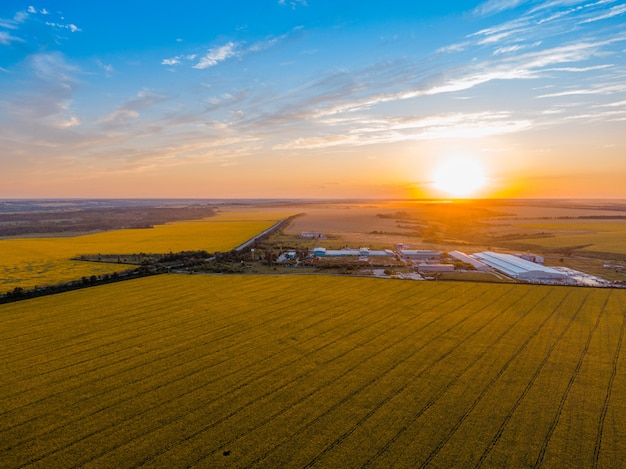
[398,249,441,261]
[472,252,568,282]
[449,250,490,271]
[312,247,393,258]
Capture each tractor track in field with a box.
[534,291,612,468]
[1,280,283,367]
[9,281,454,467]
[307,287,543,469]
[126,283,473,468]
[415,289,571,468]
[3,280,386,455]
[224,287,518,469]
[1,285,300,415]
[474,290,593,468]
[0,278,277,356]
[593,302,626,468]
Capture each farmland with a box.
[278,200,626,283]
[2,274,625,468]
[0,211,286,291]
[514,221,626,255]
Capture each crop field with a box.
[515,221,626,255]
[2,274,625,468]
[0,212,285,291]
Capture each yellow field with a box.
[516,221,626,254]
[0,212,286,291]
[1,274,625,467]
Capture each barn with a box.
[472,252,568,282]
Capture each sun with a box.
[432,157,488,198]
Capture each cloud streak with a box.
[193,42,238,69]
[99,91,167,126]
[45,22,82,33]
[0,31,25,45]
[274,112,533,150]
[474,0,529,16]
[162,29,293,69]
[579,3,626,23]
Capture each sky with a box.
[1,0,625,199]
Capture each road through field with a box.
[1,275,625,468]
[0,211,286,291]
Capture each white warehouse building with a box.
[449,251,490,271]
[472,252,568,282]
[398,249,441,261]
[313,247,393,258]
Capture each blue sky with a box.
[1,0,625,198]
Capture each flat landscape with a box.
[0,210,287,291]
[2,274,625,468]
[514,221,626,255]
[3,0,626,466]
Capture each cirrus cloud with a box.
[193,42,238,69]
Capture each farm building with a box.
[313,247,393,258]
[301,232,325,239]
[514,252,545,264]
[313,247,327,257]
[276,251,297,263]
[398,249,441,262]
[417,264,455,273]
[449,250,490,271]
[472,252,568,282]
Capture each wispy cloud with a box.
[579,3,626,23]
[493,44,527,55]
[160,54,197,66]
[309,40,608,118]
[474,0,529,16]
[27,6,50,15]
[55,116,80,128]
[274,112,533,150]
[45,22,82,33]
[278,0,308,9]
[537,82,626,98]
[100,90,167,126]
[193,42,238,69]
[545,64,613,72]
[96,60,114,74]
[248,34,287,52]
[163,30,291,70]
[0,52,81,143]
[0,5,82,57]
[13,11,29,23]
[598,99,626,107]
[161,57,181,66]
[0,31,25,45]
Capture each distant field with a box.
[516,221,626,255]
[284,204,422,247]
[0,212,286,291]
[2,274,625,467]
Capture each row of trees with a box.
[0,266,158,304]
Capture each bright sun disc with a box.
[432,157,487,197]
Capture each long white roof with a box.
[473,252,565,279]
[449,250,489,270]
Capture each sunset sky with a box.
[1,1,625,199]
